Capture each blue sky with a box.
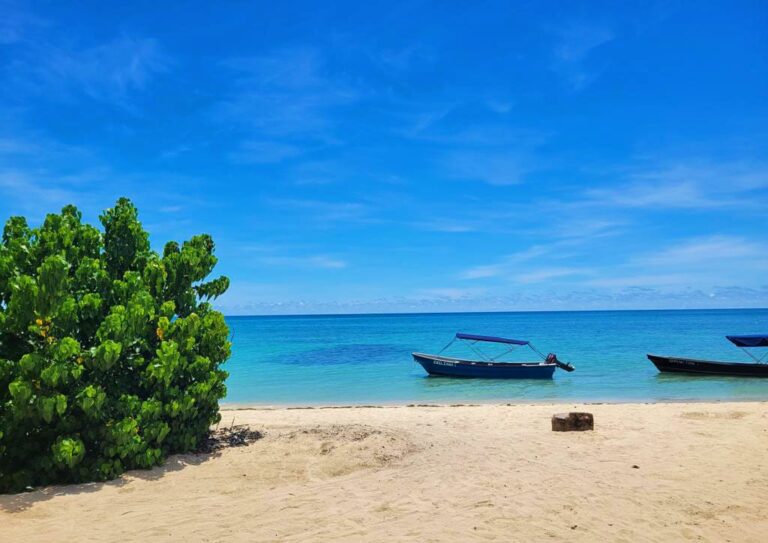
[1,0,767,314]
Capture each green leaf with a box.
[55,337,81,361]
[9,380,32,404]
[95,339,122,370]
[55,394,67,416]
[40,364,62,387]
[37,255,70,313]
[51,437,85,469]
[19,353,42,375]
[40,397,55,423]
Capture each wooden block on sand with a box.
[552,412,594,432]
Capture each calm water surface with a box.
[223,309,768,405]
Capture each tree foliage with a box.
[0,198,230,492]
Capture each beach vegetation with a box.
[0,198,230,492]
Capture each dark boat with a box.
[413,332,574,379]
[648,335,768,377]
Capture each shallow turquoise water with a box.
[223,309,768,405]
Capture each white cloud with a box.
[229,140,303,164]
[414,287,487,300]
[582,274,691,289]
[215,47,359,141]
[0,138,209,223]
[9,35,169,106]
[0,0,44,44]
[546,218,625,240]
[551,23,614,91]
[513,267,590,284]
[582,236,768,290]
[414,219,478,233]
[584,160,768,209]
[634,236,768,268]
[460,245,570,280]
[586,181,709,208]
[259,255,347,269]
[159,205,183,213]
[460,264,504,280]
[266,197,371,223]
[0,137,38,154]
[0,170,79,208]
[443,150,528,185]
[554,24,614,63]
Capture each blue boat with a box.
[413,332,574,379]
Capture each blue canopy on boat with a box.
[726,335,768,348]
[456,332,529,346]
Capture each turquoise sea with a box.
[223,309,768,406]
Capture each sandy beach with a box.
[2,402,767,542]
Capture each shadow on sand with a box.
[0,426,263,513]
[0,451,221,513]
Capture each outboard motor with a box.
[546,353,575,372]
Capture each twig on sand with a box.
[196,425,263,454]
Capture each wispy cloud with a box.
[0,0,45,44]
[413,219,478,233]
[581,236,768,290]
[581,274,692,289]
[635,236,767,267]
[583,160,768,209]
[514,266,591,284]
[462,262,591,284]
[8,35,169,106]
[375,41,437,74]
[0,169,80,208]
[0,134,107,214]
[266,197,371,223]
[289,160,353,186]
[158,205,183,213]
[546,218,625,240]
[458,236,602,282]
[443,150,530,186]
[215,47,359,141]
[551,22,614,91]
[0,132,209,223]
[0,137,40,154]
[0,134,93,160]
[414,287,487,300]
[461,246,552,279]
[228,140,303,164]
[460,264,504,280]
[259,255,347,269]
[401,105,550,186]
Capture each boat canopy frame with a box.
[726,335,768,363]
[439,332,549,362]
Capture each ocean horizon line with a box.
[223,306,768,319]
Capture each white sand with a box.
[2,402,768,542]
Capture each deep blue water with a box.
[222,309,768,405]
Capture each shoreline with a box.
[220,396,768,410]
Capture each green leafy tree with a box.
[0,198,230,492]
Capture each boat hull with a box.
[647,354,768,377]
[413,353,556,379]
